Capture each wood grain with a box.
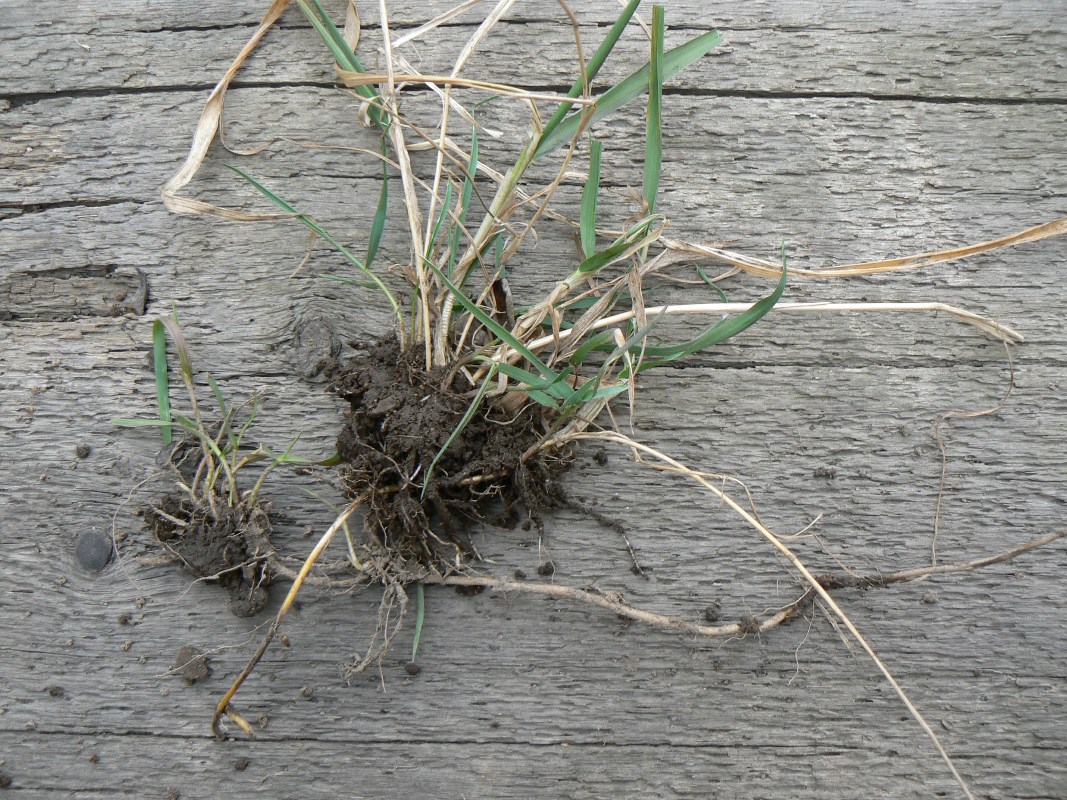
[1,2,1065,798]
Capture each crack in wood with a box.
[0,265,148,322]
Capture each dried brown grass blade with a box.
[559,430,977,800]
[343,0,361,51]
[422,0,522,299]
[212,499,363,738]
[335,70,594,106]
[664,217,1067,279]
[392,0,486,47]
[161,0,294,220]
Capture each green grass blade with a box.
[539,284,664,317]
[698,266,730,302]
[644,6,664,212]
[151,319,173,445]
[113,417,224,454]
[563,379,630,413]
[459,128,478,227]
[302,0,367,71]
[576,215,661,276]
[426,182,453,263]
[495,362,574,401]
[260,434,303,466]
[534,28,723,159]
[448,129,479,275]
[411,583,425,663]
[172,414,229,464]
[297,0,384,122]
[567,328,618,365]
[567,312,664,402]
[424,261,557,380]
[298,1,373,98]
[535,0,643,155]
[226,165,402,320]
[590,384,630,401]
[206,374,238,452]
[206,375,227,418]
[519,388,563,408]
[265,449,342,468]
[159,316,193,382]
[366,140,389,269]
[642,246,788,366]
[248,434,305,504]
[230,395,261,454]
[580,139,603,259]
[610,311,666,361]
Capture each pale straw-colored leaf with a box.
[161,0,293,220]
[664,217,1067,279]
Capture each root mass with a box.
[329,337,568,569]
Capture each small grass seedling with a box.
[116,314,333,617]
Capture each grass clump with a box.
[144,1,1067,794]
[116,314,326,617]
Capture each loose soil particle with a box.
[174,646,211,685]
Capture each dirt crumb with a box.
[174,646,211,685]
[536,561,555,577]
[738,615,760,636]
[454,584,485,596]
[704,602,721,623]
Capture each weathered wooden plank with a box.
[7,732,1062,800]
[2,199,1064,381]
[2,334,1065,795]
[2,2,1065,798]
[5,1,1064,100]
[5,87,1066,224]
[0,265,147,321]
[2,88,1065,371]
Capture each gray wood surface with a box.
[2,1,1065,797]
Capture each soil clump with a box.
[329,337,569,570]
[145,494,272,617]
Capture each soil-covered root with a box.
[329,337,570,570]
[145,492,273,617]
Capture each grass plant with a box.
[116,314,331,617]
[146,1,1067,795]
